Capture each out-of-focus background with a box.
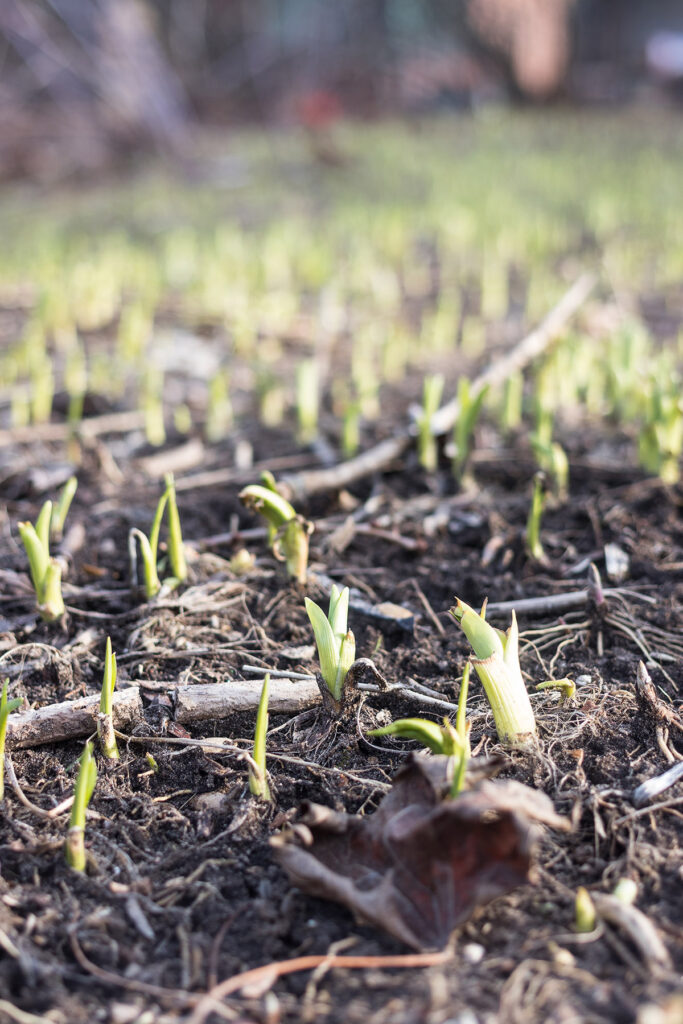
[2,0,683,181]
[2,0,683,475]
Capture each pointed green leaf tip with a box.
[450,598,504,661]
[305,597,340,694]
[368,717,459,756]
[249,673,270,801]
[305,586,355,701]
[450,596,536,746]
[238,484,297,528]
[328,584,349,643]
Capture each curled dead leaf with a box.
[272,755,569,951]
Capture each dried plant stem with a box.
[189,951,452,1024]
[6,678,320,751]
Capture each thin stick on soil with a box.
[6,678,320,750]
[189,950,453,1024]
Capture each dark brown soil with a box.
[1,410,682,1024]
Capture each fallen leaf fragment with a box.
[272,755,569,951]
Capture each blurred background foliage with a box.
[2,0,683,182]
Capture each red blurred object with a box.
[294,90,344,130]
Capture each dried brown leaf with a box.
[272,755,569,951]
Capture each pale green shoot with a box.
[0,680,23,801]
[65,742,97,872]
[239,481,312,584]
[450,597,536,746]
[452,378,488,484]
[417,373,444,472]
[535,677,576,702]
[18,500,65,622]
[530,434,569,498]
[249,674,271,801]
[501,371,523,433]
[526,472,546,562]
[305,585,356,701]
[97,637,119,760]
[575,887,596,933]
[296,358,319,443]
[638,379,683,484]
[51,476,78,541]
[164,473,187,583]
[367,661,471,797]
[129,473,187,599]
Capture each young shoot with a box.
[18,500,65,622]
[452,378,488,485]
[535,677,576,703]
[368,662,471,797]
[501,371,523,433]
[239,481,312,585]
[0,680,23,801]
[249,674,271,801]
[129,473,187,598]
[164,473,187,584]
[97,637,119,760]
[51,475,78,541]
[206,368,233,442]
[637,380,683,484]
[65,742,97,872]
[575,887,596,933]
[305,585,356,702]
[296,358,320,444]
[341,397,361,458]
[530,409,568,498]
[526,472,547,563]
[417,373,444,472]
[450,597,536,746]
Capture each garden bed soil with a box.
[0,416,682,1024]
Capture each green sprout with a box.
[341,396,361,458]
[239,481,312,585]
[249,674,271,801]
[142,366,166,447]
[305,585,356,702]
[637,378,683,484]
[526,472,547,563]
[17,501,65,622]
[530,408,569,498]
[129,473,187,599]
[450,597,536,746]
[535,677,576,702]
[368,662,471,797]
[164,473,187,583]
[64,343,87,426]
[417,374,444,472]
[51,476,78,542]
[0,680,23,801]
[501,371,523,433]
[206,368,233,442]
[97,637,119,760]
[574,886,597,933]
[452,378,488,485]
[65,741,97,872]
[296,358,320,444]
[31,360,54,424]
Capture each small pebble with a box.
[462,942,485,965]
[441,1011,479,1024]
